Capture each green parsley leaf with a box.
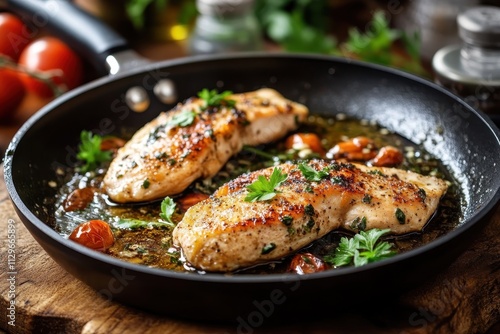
[281,215,293,226]
[324,228,396,267]
[245,167,288,202]
[115,218,174,229]
[417,188,427,201]
[324,237,357,267]
[362,194,372,204]
[198,88,236,109]
[298,162,330,182]
[168,109,197,127]
[160,196,177,225]
[76,131,112,172]
[261,243,276,254]
[395,208,406,224]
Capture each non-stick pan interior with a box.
[8,54,500,222]
[4,54,500,320]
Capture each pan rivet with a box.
[154,79,177,104]
[125,86,150,113]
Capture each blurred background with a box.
[1,0,500,153]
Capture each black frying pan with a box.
[3,0,500,322]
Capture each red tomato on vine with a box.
[0,13,31,61]
[0,68,25,120]
[18,37,83,98]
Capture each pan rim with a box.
[4,52,500,284]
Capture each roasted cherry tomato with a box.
[69,220,114,251]
[100,136,126,153]
[369,146,404,167]
[0,13,31,60]
[63,187,95,212]
[327,136,378,161]
[18,36,83,98]
[178,192,210,211]
[285,133,325,155]
[0,68,26,120]
[288,253,327,274]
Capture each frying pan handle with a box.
[7,0,148,75]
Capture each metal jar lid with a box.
[196,0,255,16]
[432,5,500,86]
[458,6,500,47]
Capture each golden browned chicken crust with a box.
[173,160,448,272]
[102,89,308,203]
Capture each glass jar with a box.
[433,6,500,122]
[188,0,263,55]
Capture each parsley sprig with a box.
[324,228,396,267]
[159,196,177,225]
[198,89,236,109]
[167,109,197,127]
[115,196,177,229]
[298,162,330,182]
[76,131,112,172]
[116,218,173,230]
[245,167,288,202]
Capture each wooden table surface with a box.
[1,164,499,334]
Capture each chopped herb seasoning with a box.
[350,216,367,231]
[281,215,293,226]
[331,176,344,185]
[147,124,166,144]
[329,162,341,171]
[261,243,276,254]
[418,188,427,201]
[306,219,315,231]
[395,208,406,224]
[368,170,385,176]
[168,158,177,166]
[166,251,181,265]
[304,204,315,216]
[362,194,372,204]
[142,179,150,189]
[287,227,296,236]
[155,152,168,160]
[304,185,314,193]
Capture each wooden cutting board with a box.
[1,167,499,334]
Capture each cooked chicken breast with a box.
[103,89,308,203]
[173,160,448,272]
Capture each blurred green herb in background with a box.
[255,0,426,76]
[126,0,197,31]
[341,11,425,75]
[256,0,336,54]
[126,0,167,29]
[125,0,426,76]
